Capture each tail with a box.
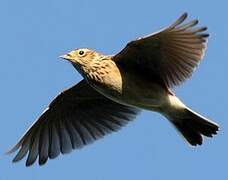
[163,96,219,146]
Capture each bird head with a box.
[60,48,104,76]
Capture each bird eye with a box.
[78,50,84,56]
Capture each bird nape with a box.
[7,12,219,166]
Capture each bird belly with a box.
[120,77,167,111]
[93,72,168,111]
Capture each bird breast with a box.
[87,60,123,95]
[88,60,167,110]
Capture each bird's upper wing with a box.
[7,80,139,166]
[113,13,209,88]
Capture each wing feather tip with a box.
[191,19,199,27]
[182,12,188,19]
[26,160,35,167]
[39,157,48,166]
[12,157,19,163]
[170,12,188,28]
[12,153,25,163]
[5,142,21,155]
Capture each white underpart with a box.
[167,95,186,110]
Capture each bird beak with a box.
[59,54,74,61]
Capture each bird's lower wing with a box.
[7,80,140,166]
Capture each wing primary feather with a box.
[72,120,87,145]
[38,122,49,165]
[48,120,61,159]
[66,118,84,149]
[87,120,107,136]
[168,12,188,29]
[58,119,72,154]
[190,27,208,33]
[79,120,98,140]
[176,19,199,30]
[12,139,30,163]
[64,119,78,149]
[26,128,41,166]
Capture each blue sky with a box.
[1,0,227,179]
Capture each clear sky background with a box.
[1,0,227,179]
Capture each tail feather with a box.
[166,107,219,146]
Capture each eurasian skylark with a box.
[8,13,219,166]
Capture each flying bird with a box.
[7,13,219,166]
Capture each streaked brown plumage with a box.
[7,13,219,166]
